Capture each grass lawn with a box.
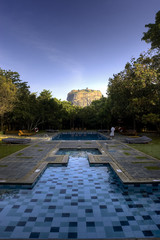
[130,136,160,160]
[0,136,28,159]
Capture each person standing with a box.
[110,126,115,138]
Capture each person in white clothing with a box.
[110,126,115,138]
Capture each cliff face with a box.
[67,88,102,107]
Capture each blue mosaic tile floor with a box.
[0,151,160,239]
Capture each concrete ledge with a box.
[0,139,160,189]
[2,138,31,144]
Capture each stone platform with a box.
[0,137,160,188]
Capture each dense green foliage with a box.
[107,51,160,131]
[0,69,110,130]
[0,69,17,131]
[142,10,160,50]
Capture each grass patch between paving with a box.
[16,152,24,156]
[129,136,160,160]
[132,161,156,164]
[145,166,160,170]
[136,156,147,159]
[124,152,130,155]
[0,140,28,159]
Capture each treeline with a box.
[107,10,160,132]
[0,11,160,132]
[0,51,159,132]
[0,68,110,131]
[107,51,160,132]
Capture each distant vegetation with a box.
[0,74,110,131]
[0,11,160,132]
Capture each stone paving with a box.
[0,151,160,239]
[103,140,160,183]
[0,133,160,188]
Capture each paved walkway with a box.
[0,133,160,188]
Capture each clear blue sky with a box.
[0,0,160,100]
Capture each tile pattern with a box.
[1,137,160,186]
[0,152,160,239]
[101,140,160,181]
[0,141,58,181]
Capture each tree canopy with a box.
[0,70,17,131]
[107,51,160,131]
[142,10,160,50]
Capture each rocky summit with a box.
[67,88,102,107]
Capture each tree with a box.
[10,81,33,130]
[88,98,111,129]
[37,90,63,130]
[60,101,76,129]
[38,89,52,101]
[0,74,17,132]
[0,68,21,85]
[142,113,160,133]
[142,11,160,50]
[107,52,160,130]
[22,93,42,131]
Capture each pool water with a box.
[0,151,160,239]
[56,148,102,156]
[52,132,109,140]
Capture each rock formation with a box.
[67,88,102,107]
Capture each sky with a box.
[0,0,160,100]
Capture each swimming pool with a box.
[56,148,102,156]
[0,149,159,239]
[52,132,109,140]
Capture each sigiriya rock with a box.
[67,88,102,107]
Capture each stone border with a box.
[0,137,160,189]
